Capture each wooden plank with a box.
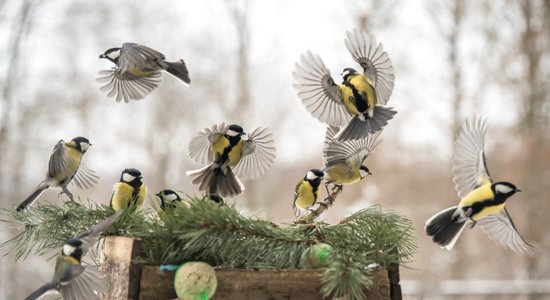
[100,236,142,300]
[139,266,391,300]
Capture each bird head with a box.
[121,168,143,184]
[341,68,358,81]
[359,165,372,179]
[306,169,325,181]
[492,181,521,198]
[63,238,83,260]
[100,47,122,63]
[227,124,245,137]
[70,136,91,153]
[156,189,182,210]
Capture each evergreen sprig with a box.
[0,199,416,300]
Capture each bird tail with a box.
[186,164,244,198]
[25,281,58,300]
[335,106,397,141]
[425,206,468,250]
[16,183,49,212]
[163,59,191,84]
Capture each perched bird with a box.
[97,43,190,102]
[425,117,534,254]
[16,137,98,212]
[293,28,396,141]
[110,168,147,211]
[293,169,325,218]
[323,126,380,187]
[25,210,122,300]
[186,123,276,198]
[156,189,184,211]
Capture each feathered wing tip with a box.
[16,183,49,212]
[335,106,396,141]
[344,28,395,105]
[452,115,491,199]
[186,164,245,198]
[71,166,99,190]
[96,69,161,102]
[61,265,106,300]
[425,206,467,250]
[292,51,351,127]
[234,126,277,180]
[164,59,191,84]
[188,123,228,165]
[477,209,535,255]
[24,281,59,300]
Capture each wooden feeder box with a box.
[100,236,402,300]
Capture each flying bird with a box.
[98,43,190,102]
[293,28,396,141]
[425,116,534,254]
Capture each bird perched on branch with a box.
[293,28,396,141]
[425,116,534,254]
[110,168,147,211]
[25,210,122,300]
[186,123,276,198]
[97,43,190,102]
[323,126,380,189]
[156,189,185,211]
[293,169,324,218]
[16,137,98,212]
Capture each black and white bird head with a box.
[492,181,521,198]
[226,124,245,138]
[341,68,358,81]
[62,238,83,260]
[156,189,182,210]
[99,47,122,64]
[121,168,143,184]
[306,169,325,182]
[359,165,372,179]
[70,136,91,153]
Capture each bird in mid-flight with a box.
[425,116,534,254]
[98,43,190,102]
[293,28,396,141]
[186,123,276,198]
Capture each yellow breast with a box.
[294,181,316,210]
[325,165,361,185]
[111,182,138,211]
[458,181,504,221]
[339,85,359,115]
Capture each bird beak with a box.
[368,171,373,176]
[516,188,522,192]
[99,54,106,59]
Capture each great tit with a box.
[323,126,380,186]
[25,210,122,300]
[186,123,276,198]
[97,43,190,102]
[156,189,184,211]
[425,117,534,254]
[110,168,147,211]
[293,169,325,218]
[16,137,97,212]
[293,28,396,141]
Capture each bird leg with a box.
[60,187,78,205]
[295,183,344,224]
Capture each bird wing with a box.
[188,123,229,164]
[293,51,351,127]
[477,208,534,254]
[47,140,69,180]
[344,29,395,105]
[323,126,380,168]
[96,69,162,102]
[234,127,276,180]
[73,211,122,256]
[60,265,106,300]
[70,166,99,190]
[117,43,165,74]
[24,281,59,300]
[452,116,492,199]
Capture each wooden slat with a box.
[139,266,390,300]
[100,236,142,300]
